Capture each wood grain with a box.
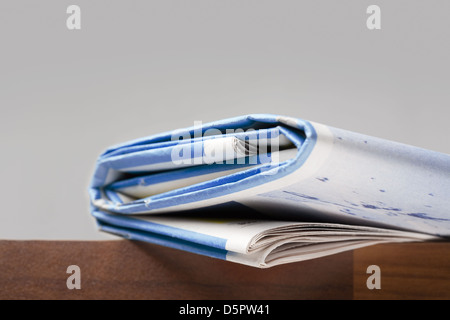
[353,242,450,300]
[2,240,450,300]
[0,240,352,300]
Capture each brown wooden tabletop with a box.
[1,240,449,300]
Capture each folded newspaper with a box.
[89,114,450,268]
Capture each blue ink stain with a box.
[283,191,319,201]
[344,200,359,207]
[407,213,450,221]
[362,204,378,209]
[428,193,434,197]
[379,189,385,193]
[385,207,402,212]
[340,208,356,216]
[387,212,398,217]
[361,203,402,212]
[316,177,329,182]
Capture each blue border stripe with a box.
[98,222,228,260]
[100,115,263,157]
[92,209,228,251]
[103,126,282,158]
[89,114,317,214]
[99,126,283,170]
[107,154,275,191]
[105,189,123,204]
[115,127,315,213]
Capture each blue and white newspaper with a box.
[89,114,449,268]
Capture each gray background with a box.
[1,1,449,240]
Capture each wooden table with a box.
[1,240,449,300]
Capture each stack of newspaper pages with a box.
[89,114,449,268]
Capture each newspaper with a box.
[89,114,450,268]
